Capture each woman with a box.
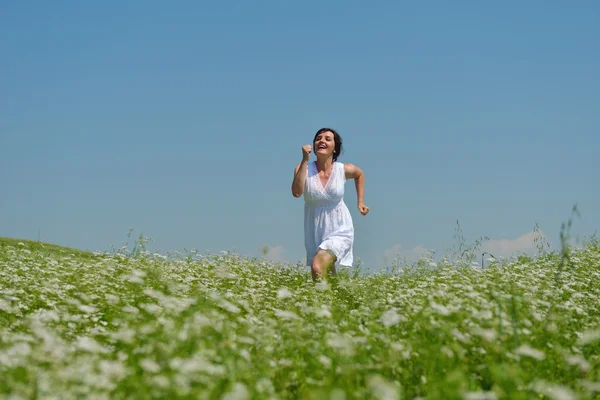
[291,128,369,281]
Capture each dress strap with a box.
[337,162,346,182]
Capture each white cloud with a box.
[411,245,429,259]
[480,230,550,259]
[378,244,433,269]
[374,228,556,271]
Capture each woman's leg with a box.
[311,248,337,281]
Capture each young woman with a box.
[291,128,369,280]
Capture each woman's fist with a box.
[358,203,370,216]
[302,144,312,160]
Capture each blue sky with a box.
[2,1,599,271]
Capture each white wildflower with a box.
[105,294,120,305]
[0,299,16,314]
[126,269,146,284]
[0,342,32,367]
[140,303,163,315]
[112,328,136,344]
[565,354,591,373]
[216,269,238,280]
[531,380,576,400]
[463,391,498,400]
[76,336,109,354]
[578,329,600,345]
[277,288,293,299]
[316,306,332,319]
[222,382,250,400]
[143,288,164,300]
[122,305,139,314]
[77,304,98,314]
[516,344,545,360]
[170,356,226,376]
[237,336,255,345]
[153,375,170,389]
[273,309,302,321]
[278,358,293,367]
[473,309,493,320]
[380,309,406,327]
[472,327,497,342]
[256,377,275,394]
[220,301,241,314]
[579,380,600,392]
[429,301,450,316]
[441,346,454,358]
[367,374,400,400]
[319,355,332,367]
[240,349,251,362]
[452,328,469,343]
[38,309,60,323]
[139,358,161,373]
[326,334,355,356]
[98,360,126,379]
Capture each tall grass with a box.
[0,217,599,399]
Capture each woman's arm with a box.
[344,163,370,215]
[292,145,313,197]
[292,159,309,197]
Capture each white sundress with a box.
[303,161,354,268]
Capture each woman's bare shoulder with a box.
[343,163,362,179]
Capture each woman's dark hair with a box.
[313,127,343,162]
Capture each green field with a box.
[1,234,599,399]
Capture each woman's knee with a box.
[312,249,336,273]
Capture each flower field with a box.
[1,237,599,399]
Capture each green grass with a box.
[0,235,599,399]
[0,236,95,259]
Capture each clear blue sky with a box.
[2,1,599,271]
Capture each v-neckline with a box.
[315,161,335,191]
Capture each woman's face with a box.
[313,130,335,158]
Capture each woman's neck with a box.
[315,156,333,172]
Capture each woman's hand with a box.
[302,144,312,161]
[358,202,370,215]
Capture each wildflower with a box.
[126,269,146,284]
[367,374,400,400]
[578,329,600,345]
[277,288,293,299]
[530,380,575,400]
[473,309,493,320]
[315,306,332,319]
[77,304,98,314]
[220,300,241,314]
[579,380,600,392]
[565,354,591,373]
[516,344,545,360]
[380,309,406,327]
[140,303,163,315]
[472,327,497,342]
[273,309,302,321]
[463,391,498,400]
[76,336,109,354]
[319,355,332,367]
[429,301,451,316]
[122,305,140,314]
[452,328,469,344]
[139,358,161,373]
[222,382,250,400]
